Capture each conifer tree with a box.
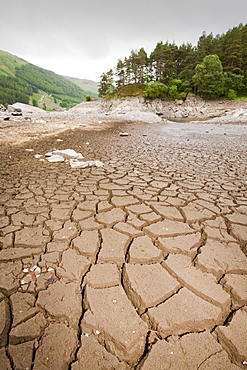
[98,69,115,97]
[115,59,126,88]
[196,32,215,62]
[223,26,243,75]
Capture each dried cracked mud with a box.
[0,120,247,369]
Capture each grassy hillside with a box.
[0,50,27,77]
[0,50,92,109]
[63,76,98,98]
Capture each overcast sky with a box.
[1,0,246,82]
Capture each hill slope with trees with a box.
[98,23,247,100]
[0,50,92,109]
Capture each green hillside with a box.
[0,50,27,77]
[63,76,98,98]
[0,50,92,109]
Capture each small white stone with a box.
[21,275,32,285]
[45,152,53,157]
[120,132,130,136]
[112,299,117,303]
[95,330,100,335]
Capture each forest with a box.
[0,75,34,106]
[98,23,247,100]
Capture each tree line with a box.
[98,23,247,99]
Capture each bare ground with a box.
[0,105,247,368]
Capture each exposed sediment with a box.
[0,117,246,368]
[1,95,247,145]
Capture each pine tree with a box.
[150,42,176,84]
[135,48,148,83]
[223,26,243,75]
[98,69,115,97]
[196,32,215,62]
[115,59,126,88]
[241,24,247,87]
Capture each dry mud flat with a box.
[0,120,247,369]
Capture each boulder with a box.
[8,105,22,113]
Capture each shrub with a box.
[227,89,237,100]
[168,85,179,100]
[32,98,38,107]
[144,82,168,99]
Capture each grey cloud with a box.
[0,0,246,79]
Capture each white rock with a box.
[70,159,104,169]
[47,154,65,163]
[70,160,89,168]
[91,160,104,167]
[52,149,84,159]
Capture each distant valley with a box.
[63,76,98,95]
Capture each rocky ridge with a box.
[0,96,247,145]
[69,95,247,123]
